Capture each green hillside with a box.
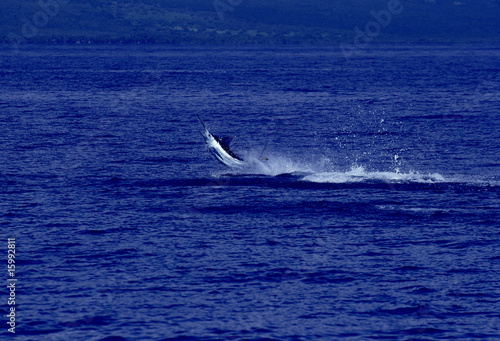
[2,0,499,44]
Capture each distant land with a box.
[2,0,500,45]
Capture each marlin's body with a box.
[197,115,244,168]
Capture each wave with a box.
[229,151,448,184]
[302,166,446,184]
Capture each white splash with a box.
[237,150,322,176]
[234,150,447,184]
[301,166,446,184]
[219,146,451,184]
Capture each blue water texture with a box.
[1,44,499,340]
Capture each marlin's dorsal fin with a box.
[221,136,235,146]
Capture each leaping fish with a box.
[197,114,245,168]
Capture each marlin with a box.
[197,114,245,168]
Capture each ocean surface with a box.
[1,44,499,340]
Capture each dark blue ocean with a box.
[1,44,499,340]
